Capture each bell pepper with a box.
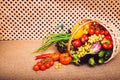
[101,35,113,49]
[35,53,50,60]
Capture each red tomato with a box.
[105,35,112,40]
[84,35,88,41]
[80,34,88,43]
[60,53,72,65]
[49,60,54,66]
[102,35,112,41]
[60,53,69,59]
[37,62,42,67]
[72,39,81,47]
[44,63,51,68]
[88,29,94,35]
[104,30,109,35]
[100,30,104,35]
[55,52,61,55]
[89,25,94,29]
[95,30,100,35]
[81,37,86,43]
[40,65,46,71]
[33,64,39,71]
[51,52,60,61]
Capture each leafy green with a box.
[32,33,71,53]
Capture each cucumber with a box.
[88,57,95,66]
[98,50,105,58]
[104,49,113,61]
[98,58,104,64]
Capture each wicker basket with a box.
[68,19,119,63]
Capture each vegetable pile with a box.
[32,20,114,71]
[33,52,72,71]
[70,21,113,66]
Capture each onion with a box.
[90,41,102,54]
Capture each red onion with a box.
[90,41,102,54]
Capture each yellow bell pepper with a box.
[71,22,90,39]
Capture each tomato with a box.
[37,62,42,67]
[33,56,55,71]
[80,34,88,43]
[44,63,51,68]
[105,35,112,40]
[55,51,61,55]
[60,53,69,59]
[84,35,88,41]
[33,64,39,71]
[49,60,54,66]
[60,53,72,65]
[104,30,109,35]
[72,39,81,47]
[88,29,94,35]
[81,37,85,43]
[40,65,46,71]
[89,25,94,29]
[50,52,60,61]
[95,30,100,35]
[100,30,104,35]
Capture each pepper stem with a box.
[101,40,110,44]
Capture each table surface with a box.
[0,40,120,80]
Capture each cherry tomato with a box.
[80,34,88,43]
[60,53,69,59]
[49,60,54,66]
[89,25,94,29]
[83,35,88,41]
[102,35,112,41]
[40,65,46,71]
[81,37,85,43]
[105,35,112,40]
[44,63,51,68]
[55,52,61,55]
[104,30,109,35]
[50,52,60,61]
[33,64,39,71]
[88,29,94,35]
[37,62,42,67]
[72,39,81,47]
[60,53,72,65]
[95,30,100,35]
[100,30,104,35]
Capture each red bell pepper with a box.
[101,35,113,49]
[35,53,50,60]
